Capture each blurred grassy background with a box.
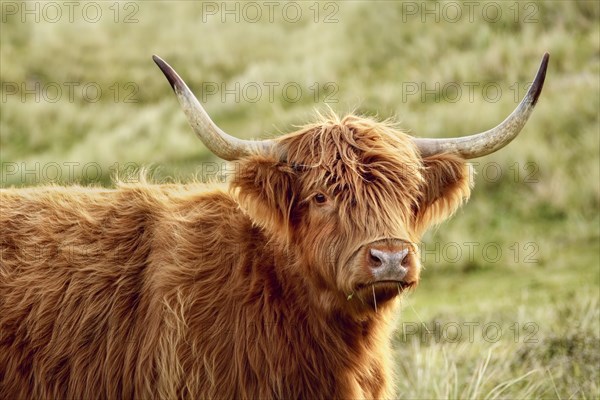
[1,1,598,398]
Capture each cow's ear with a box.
[414,153,473,234]
[231,155,297,237]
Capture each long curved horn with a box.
[414,53,549,159]
[153,55,275,161]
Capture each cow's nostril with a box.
[370,250,383,267]
[400,250,409,265]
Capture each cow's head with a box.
[154,54,548,316]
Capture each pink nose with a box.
[368,248,409,281]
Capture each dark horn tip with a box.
[530,52,549,107]
[152,55,182,93]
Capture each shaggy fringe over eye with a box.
[279,112,425,235]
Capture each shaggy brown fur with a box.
[0,114,471,399]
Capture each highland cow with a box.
[0,53,548,399]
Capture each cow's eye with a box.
[314,193,328,204]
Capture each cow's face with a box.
[232,115,472,314]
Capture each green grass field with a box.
[1,1,598,398]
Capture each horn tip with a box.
[530,52,549,107]
[152,55,181,93]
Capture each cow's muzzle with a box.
[353,239,417,294]
[368,248,409,282]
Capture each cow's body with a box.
[1,182,397,399]
[0,54,547,399]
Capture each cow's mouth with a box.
[355,280,413,292]
[351,280,415,306]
